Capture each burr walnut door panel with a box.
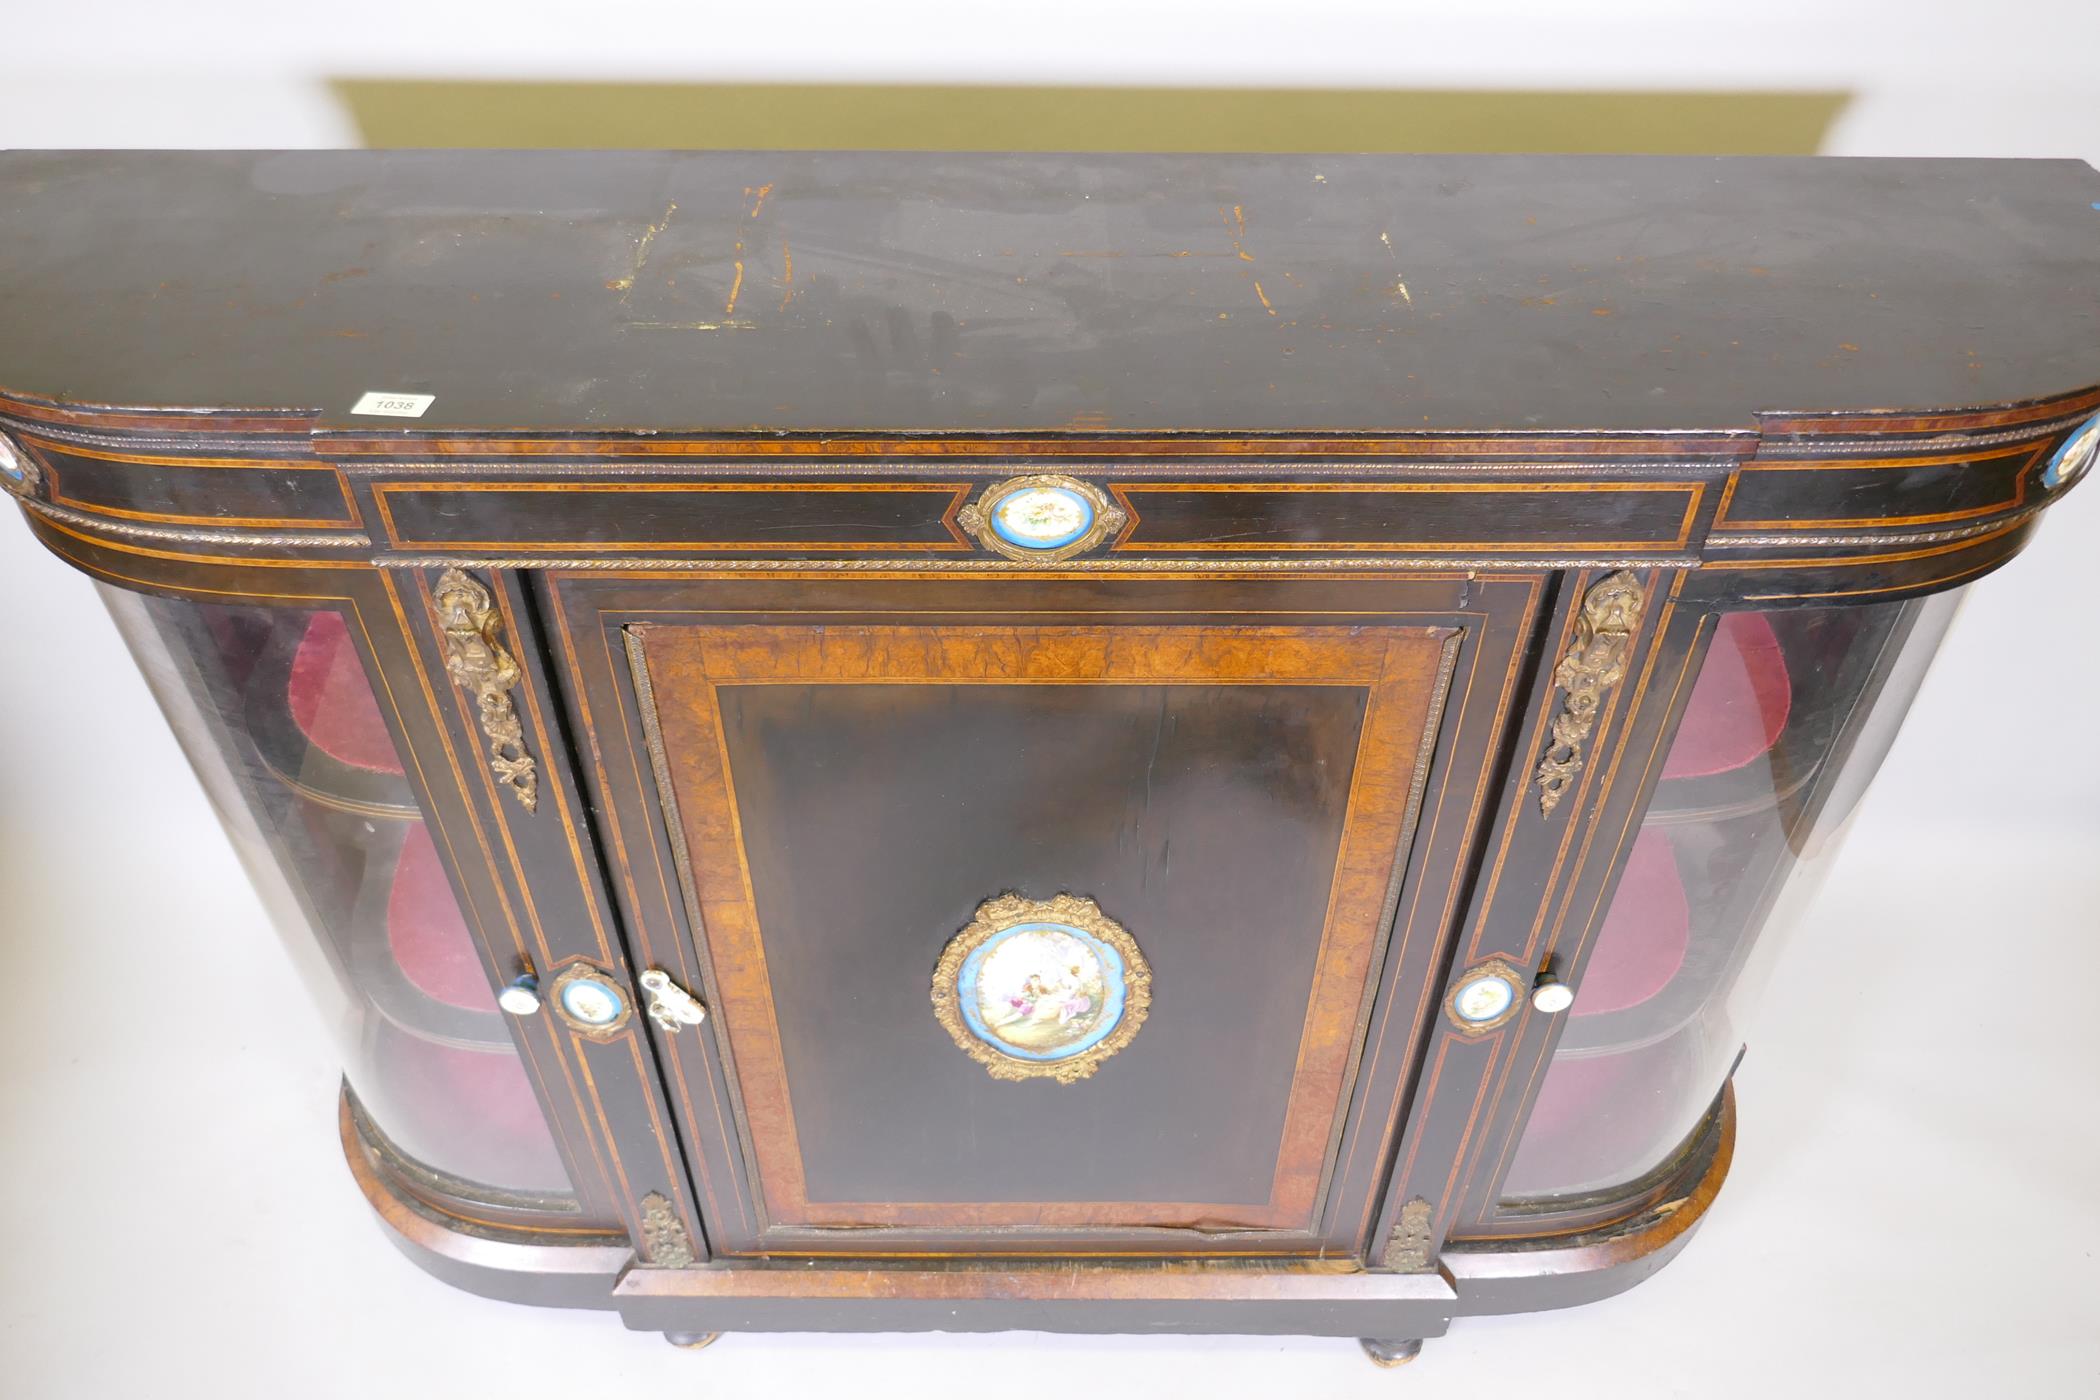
[546,575,1544,1258]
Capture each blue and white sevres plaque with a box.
[933,893,1152,1083]
[547,963,633,1039]
[962,921,1125,1060]
[1447,959,1527,1034]
[560,978,624,1027]
[0,434,31,491]
[990,484,1096,552]
[2043,412,2100,491]
[957,475,1126,562]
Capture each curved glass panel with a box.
[1503,589,1961,1201]
[100,589,571,1195]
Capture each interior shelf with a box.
[1554,819,1774,1057]
[361,1018,569,1191]
[1555,830,1694,1055]
[116,593,581,1199]
[238,610,512,1048]
[243,611,422,822]
[1503,1016,1715,1200]
[1642,610,1809,825]
[1511,597,1947,1205]
[1559,612,1812,1053]
[348,821,513,1051]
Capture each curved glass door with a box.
[1503,590,1961,1201]
[101,590,572,1197]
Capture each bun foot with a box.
[1360,1337,1423,1368]
[664,1331,721,1350]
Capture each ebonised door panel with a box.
[544,574,1548,1258]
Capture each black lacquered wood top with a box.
[1,150,2096,435]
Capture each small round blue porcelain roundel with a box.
[0,436,26,486]
[989,484,1097,552]
[559,976,624,1027]
[1452,972,1517,1025]
[2043,412,2100,491]
[958,921,1128,1062]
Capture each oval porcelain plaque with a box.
[1453,974,1516,1024]
[2043,412,2100,490]
[1446,958,1528,1033]
[990,485,1096,551]
[560,977,624,1027]
[955,475,1125,562]
[547,963,634,1039]
[933,893,1151,1083]
[961,921,1127,1061]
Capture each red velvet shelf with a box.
[241,611,419,823]
[1573,830,1690,1018]
[386,823,497,1013]
[365,1021,568,1191]
[288,612,404,777]
[1503,1025,1708,1199]
[1661,611,1792,782]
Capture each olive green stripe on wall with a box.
[331,82,1850,156]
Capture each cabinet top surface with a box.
[2,150,2097,436]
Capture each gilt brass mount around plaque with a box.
[1534,570,1645,816]
[932,892,1152,1084]
[546,962,634,1040]
[433,567,540,813]
[1447,957,1528,1035]
[957,474,1126,562]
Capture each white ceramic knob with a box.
[1531,973,1575,1014]
[497,973,542,1016]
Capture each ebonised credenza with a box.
[3,150,2095,1364]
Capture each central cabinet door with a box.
[546,575,1542,1258]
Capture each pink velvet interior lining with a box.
[1508,1031,1695,1194]
[1661,611,1792,780]
[369,1022,566,1186]
[287,612,404,775]
[1573,828,1690,1017]
[386,823,497,1011]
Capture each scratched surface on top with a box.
[0,151,2096,433]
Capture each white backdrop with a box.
[3,0,2100,162]
[1,5,2095,1396]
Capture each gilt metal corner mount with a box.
[1382,1197,1438,1273]
[637,1191,698,1269]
